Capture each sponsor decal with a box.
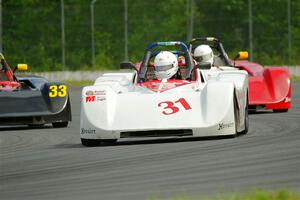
[97,96,106,101]
[85,90,106,102]
[218,122,234,130]
[85,95,106,102]
[94,90,106,95]
[85,90,106,96]
[86,95,95,102]
[85,90,94,95]
[81,128,96,134]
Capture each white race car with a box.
[80,42,248,146]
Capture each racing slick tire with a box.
[273,109,288,113]
[81,138,117,147]
[232,94,238,137]
[52,121,69,128]
[238,95,249,135]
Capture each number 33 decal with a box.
[158,98,192,115]
[49,85,67,97]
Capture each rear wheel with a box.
[233,94,238,136]
[273,109,288,113]
[52,121,69,128]
[237,92,249,135]
[236,92,249,134]
[239,99,249,134]
[81,138,117,147]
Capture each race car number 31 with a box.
[158,98,192,115]
[49,85,67,97]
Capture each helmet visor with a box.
[194,53,212,63]
[155,64,173,72]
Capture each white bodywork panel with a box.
[80,68,248,140]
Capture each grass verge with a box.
[65,80,94,86]
[148,190,300,200]
[291,76,300,82]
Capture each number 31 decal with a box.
[158,98,192,115]
[49,85,67,97]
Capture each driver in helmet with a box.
[154,51,180,80]
[193,44,214,66]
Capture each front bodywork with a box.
[80,41,248,143]
[80,70,248,140]
[235,61,291,111]
[0,76,72,126]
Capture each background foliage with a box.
[2,0,300,71]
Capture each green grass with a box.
[148,190,300,200]
[291,76,300,82]
[65,80,94,86]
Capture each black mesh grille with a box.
[120,129,192,138]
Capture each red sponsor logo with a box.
[86,95,95,102]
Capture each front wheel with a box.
[239,104,249,134]
[273,109,288,113]
[81,138,117,147]
[238,94,249,135]
[52,121,69,128]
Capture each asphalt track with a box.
[0,83,299,200]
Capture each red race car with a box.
[189,37,291,112]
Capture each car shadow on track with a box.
[0,125,53,132]
[113,135,236,146]
[55,135,238,149]
[55,143,84,148]
[249,110,274,115]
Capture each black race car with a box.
[0,53,71,127]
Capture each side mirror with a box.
[120,61,137,71]
[235,51,249,60]
[17,64,28,71]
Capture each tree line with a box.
[2,0,299,71]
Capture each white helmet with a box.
[154,51,178,80]
[193,45,214,65]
